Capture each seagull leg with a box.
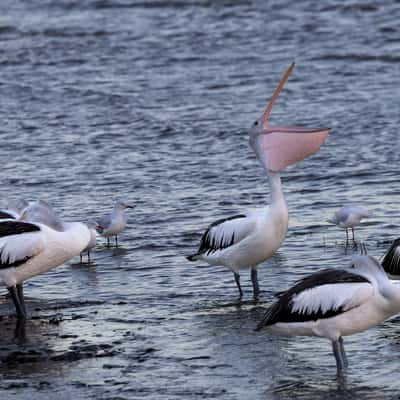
[345,228,349,243]
[8,286,26,320]
[80,253,83,263]
[251,268,260,300]
[115,235,118,248]
[107,237,110,247]
[352,228,355,243]
[332,339,347,372]
[234,272,243,299]
[339,337,348,368]
[88,250,91,262]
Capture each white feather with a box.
[0,231,46,264]
[206,214,256,249]
[292,283,374,316]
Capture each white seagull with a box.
[186,63,329,299]
[328,205,371,242]
[255,255,400,373]
[80,221,99,263]
[0,202,91,319]
[0,199,29,220]
[97,202,135,247]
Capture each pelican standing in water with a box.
[1,201,91,319]
[256,255,400,373]
[187,63,329,299]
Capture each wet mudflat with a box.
[1,0,400,399]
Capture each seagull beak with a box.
[125,204,136,209]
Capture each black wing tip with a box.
[186,254,199,262]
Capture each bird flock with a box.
[0,200,133,319]
[187,63,400,375]
[1,63,398,377]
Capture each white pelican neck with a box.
[267,170,285,206]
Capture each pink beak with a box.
[258,63,329,172]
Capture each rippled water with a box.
[0,0,400,398]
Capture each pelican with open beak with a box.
[187,63,329,299]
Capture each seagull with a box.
[0,199,29,220]
[186,63,329,299]
[0,212,91,319]
[256,255,400,373]
[97,202,135,247]
[80,221,99,263]
[328,205,371,242]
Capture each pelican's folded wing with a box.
[0,221,46,269]
[257,269,373,329]
[198,214,255,255]
[260,126,329,172]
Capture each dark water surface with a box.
[0,0,400,399]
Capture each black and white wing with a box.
[0,209,18,220]
[0,221,46,269]
[187,214,255,260]
[256,269,374,330]
[382,238,400,277]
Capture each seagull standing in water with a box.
[256,255,400,374]
[187,63,329,299]
[80,221,100,263]
[0,201,91,319]
[97,202,135,247]
[328,205,371,243]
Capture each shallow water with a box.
[0,0,400,399]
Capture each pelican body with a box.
[187,63,329,298]
[0,201,91,319]
[256,256,400,373]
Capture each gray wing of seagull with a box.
[97,213,112,230]
[21,200,64,231]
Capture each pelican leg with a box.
[115,235,118,248]
[16,284,27,317]
[88,249,91,262]
[339,337,348,368]
[8,286,26,320]
[107,237,110,247]
[234,272,243,299]
[332,338,347,372]
[251,268,260,300]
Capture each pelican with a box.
[97,202,135,247]
[1,202,91,319]
[186,63,329,299]
[328,205,371,242]
[256,255,400,373]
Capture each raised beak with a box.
[261,62,295,128]
[254,63,329,172]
